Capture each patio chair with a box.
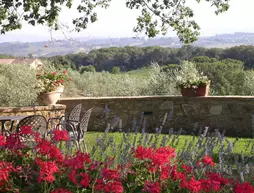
[58,108,92,152]
[16,115,48,146]
[48,104,82,131]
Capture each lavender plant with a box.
[84,110,254,184]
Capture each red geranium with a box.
[202,156,215,167]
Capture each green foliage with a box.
[0,64,38,107]
[191,56,218,63]
[0,54,13,58]
[80,65,96,73]
[0,0,230,43]
[66,45,254,72]
[111,66,121,74]
[161,64,180,72]
[142,64,178,95]
[242,70,254,95]
[48,55,76,70]
[196,59,245,95]
[64,70,147,97]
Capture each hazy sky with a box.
[0,0,254,42]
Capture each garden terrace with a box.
[59,96,254,138]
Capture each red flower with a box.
[187,177,202,193]
[89,161,101,171]
[69,77,72,81]
[52,129,69,141]
[0,134,5,146]
[202,156,214,167]
[36,159,59,183]
[69,170,77,185]
[50,188,72,193]
[95,179,124,193]
[142,181,160,193]
[19,126,34,135]
[132,146,153,160]
[151,146,176,167]
[36,139,63,162]
[102,168,120,180]
[234,182,254,193]
[5,133,25,150]
[0,161,14,186]
[181,164,192,174]
[80,172,91,188]
[63,70,67,74]
[200,179,222,192]
[52,72,57,75]
[160,165,169,180]
[58,79,64,84]
[64,151,91,170]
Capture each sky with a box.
[0,0,254,42]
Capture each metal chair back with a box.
[16,115,47,138]
[68,104,82,122]
[78,108,92,141]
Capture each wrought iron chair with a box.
[48,104,82,131]
[58,108,92,152]
[16,115,48,146]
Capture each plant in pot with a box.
[36,70,72,105]
[176,61,210,97]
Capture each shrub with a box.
[111,66,121,74]
[80,65,96,73]
[142,63,178,95]
[0,64,38,107]
[64,70,147,97]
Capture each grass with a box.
[84,132,254,156]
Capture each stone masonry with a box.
[59,96,254,138]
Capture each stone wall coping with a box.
[0,104,66,113]
[60,96,254,101]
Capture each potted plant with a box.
[176,61,210,97]
[36,70,72,105]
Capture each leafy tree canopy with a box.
[0,0,230,44]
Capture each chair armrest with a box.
[1,129,11,136]
[47,116,65,130]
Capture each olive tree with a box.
[0,0,230,44]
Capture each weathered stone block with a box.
[209,105,223,115]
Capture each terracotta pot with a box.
[180,83,210,97]
[197,84,210,96]
[38,91,62,105]
[180,87,196,97]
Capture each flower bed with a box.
[0,127,253,193]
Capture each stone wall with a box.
[59,96,254,138]
[0,105,66,130]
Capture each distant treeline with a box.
[45,45,254,72]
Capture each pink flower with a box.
[52,72,57,75]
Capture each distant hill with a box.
[1,32,254,57]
